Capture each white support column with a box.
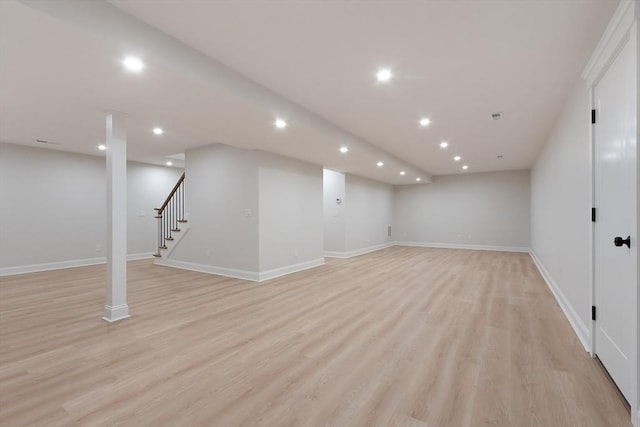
[103,112,130,322]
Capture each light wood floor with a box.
[0,247,631,426]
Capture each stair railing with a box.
[154,172,186,257]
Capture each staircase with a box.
[153,172,187,258]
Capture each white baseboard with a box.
[324,242,395,259]
[394,241,530,253]
[259,258,325,282]
[155,257,325,283]
[102,304,130,323]
[154,258,260,281]
[0,252,155,277]
[529,251,591,352]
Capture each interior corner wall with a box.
[530,80,592,334]
[0,142,183,272]
[258,152,323,272]
[394,170,530,250]
[344,174,394,252]
[323,169,346,252]
[168,144,260,272]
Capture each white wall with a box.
[0,142,183,273]
[344,174,394,252]
[169,144,260,272]
[259,152,323,272]
[323,169,346,252]
[530,81,592,337]
[394,170,530,250]
[637,7,640,425]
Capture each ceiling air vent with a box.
[36,139,60,145]
[491,112,503,120]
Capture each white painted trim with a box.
[589,82,597,357]
[395,241,530,253]
[259,258,325,282]
[0,253,155,276]
[582,0,635,85]
[155,257,326,283]
[102,304,130,322]
[323,251,346,258]
[154,258,260,281]
[324,242,394,259]
[529,251,591,352]
[159,223,190,258]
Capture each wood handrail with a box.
[155,172,185,215]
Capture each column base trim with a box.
[102,304,130,322]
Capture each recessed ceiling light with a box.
[122,56,144,72]
[416,177,421,182]
[376,68,392,82]
[454,156,461,161]
[376,161,384,167]
[152,127,164,135]
[497,155,503,159]
[462,165,469,170]
[274,119,287,129]
[98,144,106,151]
[166,160,172,166]
[419,118,431,127]
[400,171,406,176]
[440,141,449,148]
[339,146,349,153]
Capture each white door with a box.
[594,32,637,404]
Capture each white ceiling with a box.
[0,0,617,184]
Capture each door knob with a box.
[614,236,631,248]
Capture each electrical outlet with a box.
[244,209,252,217]
[95,243,102,252]
[206,249,211,257]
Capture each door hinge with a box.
[591,109,597,124]
[592,207,596,222]
[592,306,596,321]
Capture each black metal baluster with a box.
[169,199,173,239]
[157,213,161,254]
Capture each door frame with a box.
[583,1,638,425]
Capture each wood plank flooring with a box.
[0,247,631,426]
